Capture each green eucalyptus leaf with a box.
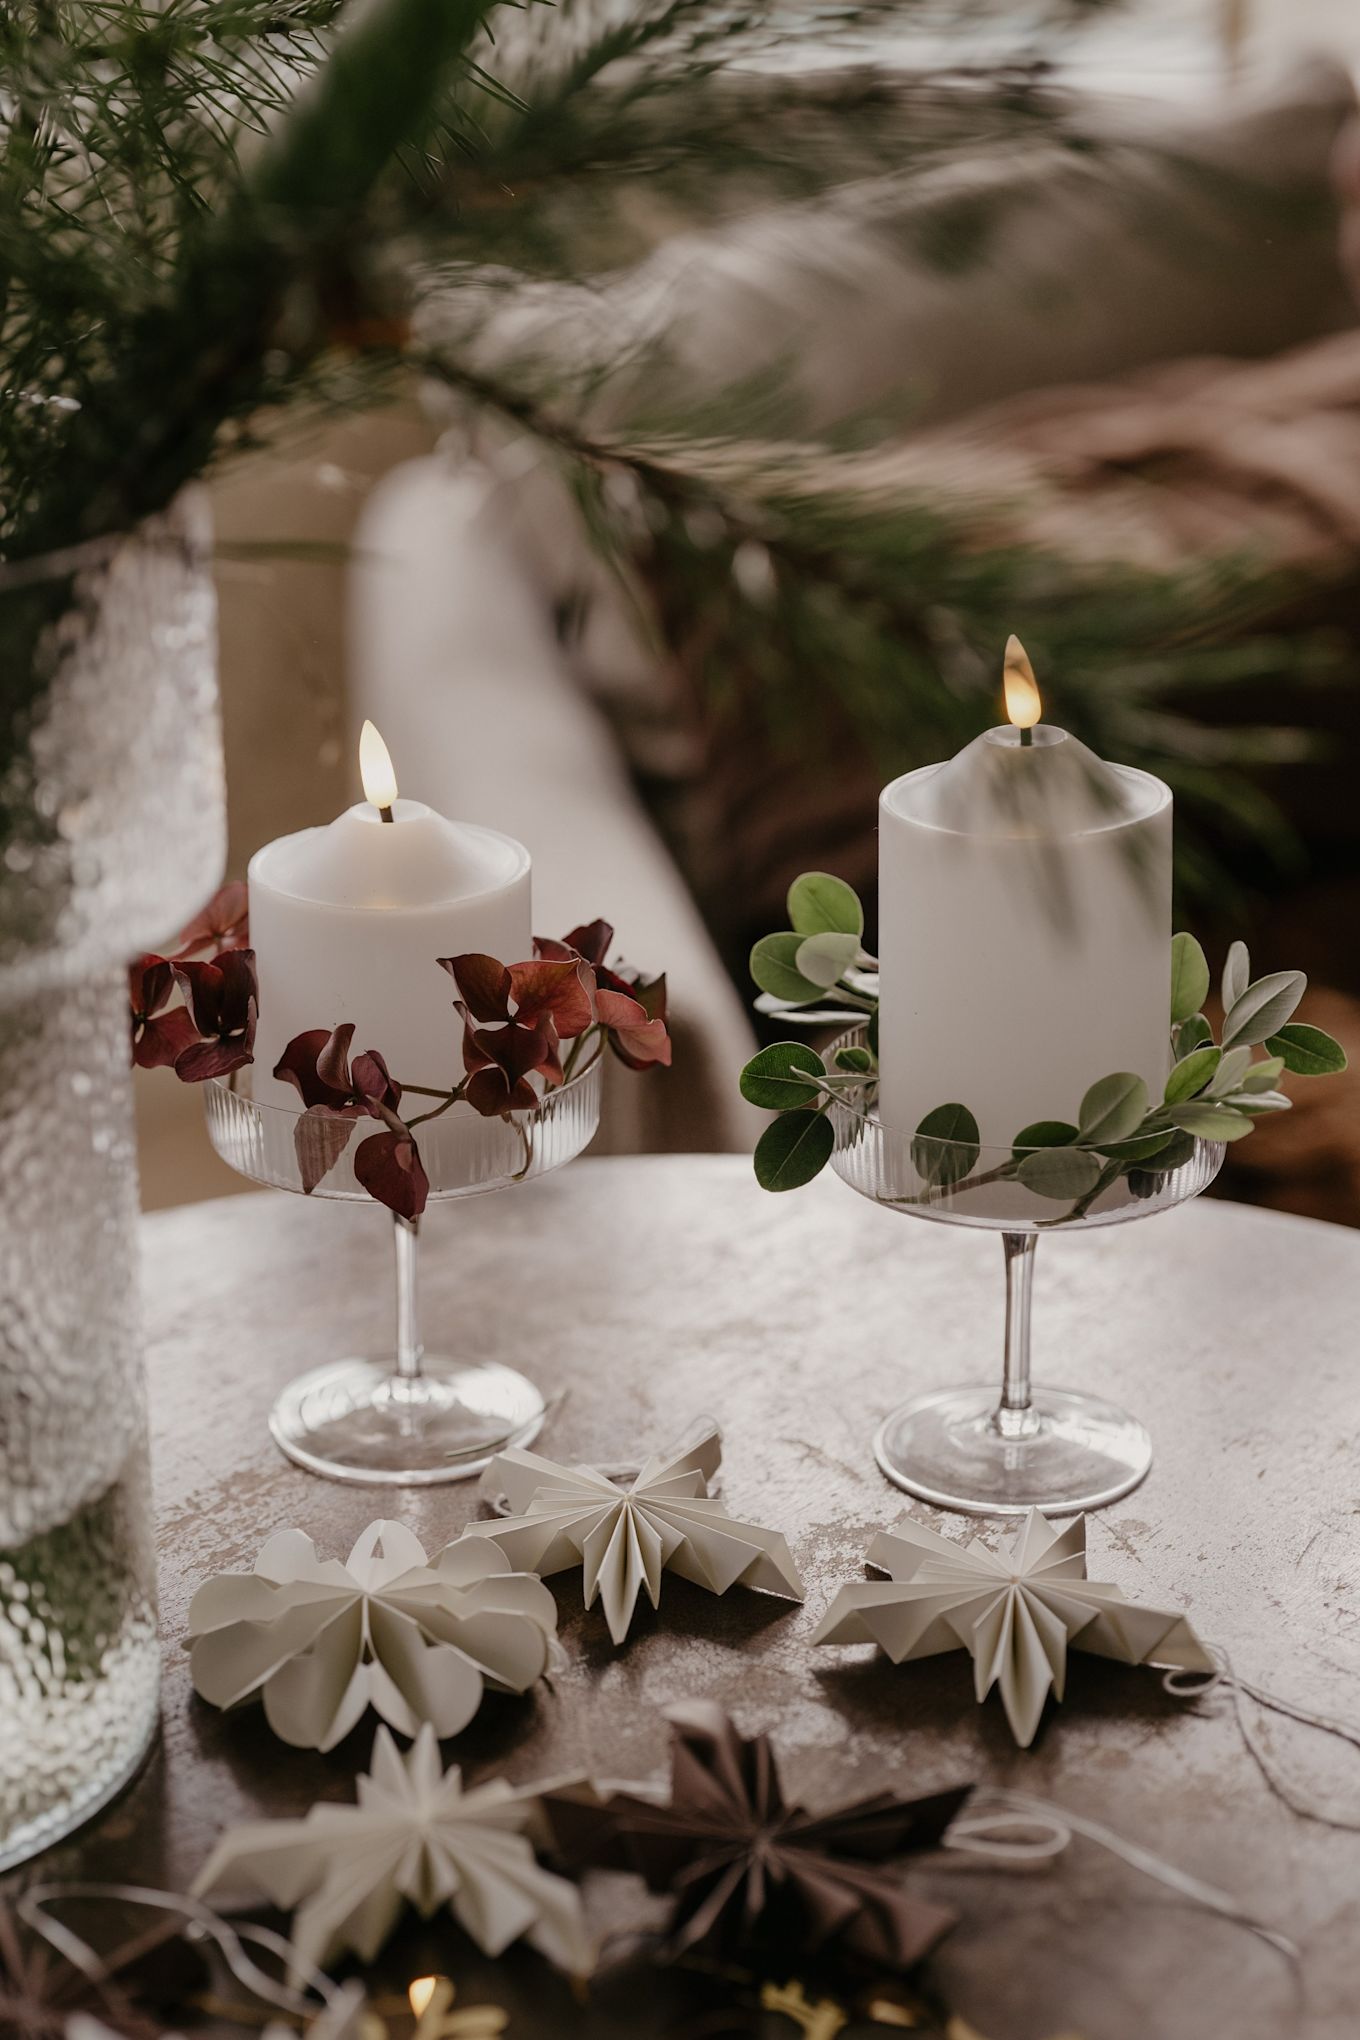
[1012,1120,1079,1157]
[1221,970,1306,1050]
[1016,1146,1104,1200]
[1163,1046,1220,1104]
[750,933,824,1006]
[866,1005,879,1058]
[1133,1128,1197,1175]
[1078,1072,1149,1145]
[912,1103,980,1188]
[1206,1045,1253,1097]
[1266,1022,1349,1077]
[1168,1101,1255,1142]
[1223,1090,1291,1115]
[754,1108,835,1191]
[1096,1129,1175,1163]
[739,1041,827,1111]
[1173,1014,1213,1057]
[1221,939,1251,1014]
[1170,934,1211,1026]
[794,930,862,989]
[1238,1055,1285,1093]
[787,871,864,939]
[833,1046,874,1073]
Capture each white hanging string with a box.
[944,1788,1299,1963]
[15,1881,338,2019]
[1163,1644,1360,1831]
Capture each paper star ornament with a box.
[466,1426,804,1644]
[813,1508,1213,1747]
[187,1519,558,1751]
[544,1700,969,1971]
[193,1723,592,1981]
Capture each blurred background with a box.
[137,0,1360,1224]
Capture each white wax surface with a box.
[877,725,1171,1146]
[249,799,531,1107]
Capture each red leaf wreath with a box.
[135,888,668,1223]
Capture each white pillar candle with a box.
[249,723,531,1108]
[877,642,1171,1147]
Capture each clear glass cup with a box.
[825,1027,1223,1515]
[204,1058,602,1485]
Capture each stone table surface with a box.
[22,1158,1360,2037]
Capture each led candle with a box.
[249,723,531,1106]
[876,640,1171,1146]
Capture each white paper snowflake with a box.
[193,1724,592,1980]
[187,1519,558,1751]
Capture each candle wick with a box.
[378,804,395,823]
[1019,726,1034,748]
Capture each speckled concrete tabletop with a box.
[28,1158,1360,2037]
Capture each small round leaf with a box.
[1266,1023,1348,1077]
[794,930,862,989]
[1163,1046,1220,1104]
[1016,1146,1104,1200]
[1206,1045,1253,1097]
[1173,1014,1213,1058]
[1168,1101,1255,1142]
[1170,933,1211,1026]
[1012,1120,1079,1157]
[739,1042,826,1111]
[754,1108,835,1191]
[1078,1072,1149,1145]
[787,871,864,938]
[1221,939,1251,1014]
[1221,970,1306,1050]
[749,933,824,1006]
[911,1103,980,1188]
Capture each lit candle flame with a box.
[408,1977,440,2018]
[360,719,399,814]
[1002,635,1041,730]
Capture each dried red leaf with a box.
[169,880,249,961]
[276,1029,410,1196]
[353,1119,429,1219]
[507,957,595,1039]
[172,949,257,1083]
[129,955,202,1069]
[596,979,672,1070]
[561,920,614,968]
[294,1107,359,1194]
[274,1025,400,1114]
[438,953,513,1024]
[460,1011,557,1115]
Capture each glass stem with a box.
[996,1231,1037,1439]
[393,1215,424,1381]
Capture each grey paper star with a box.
[466,1426,804,1644]
[814,1509,1212,1746]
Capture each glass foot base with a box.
[270,1357,545,1486]
[873,1383,1151,1516]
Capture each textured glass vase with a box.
[0,495,224,1869]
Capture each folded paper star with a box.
[814,1508,1213,1747]
[187,1519,558,1751]
[466,1427,804,1644]
[544,1700,969,1972]
[193,1724,592,1981]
